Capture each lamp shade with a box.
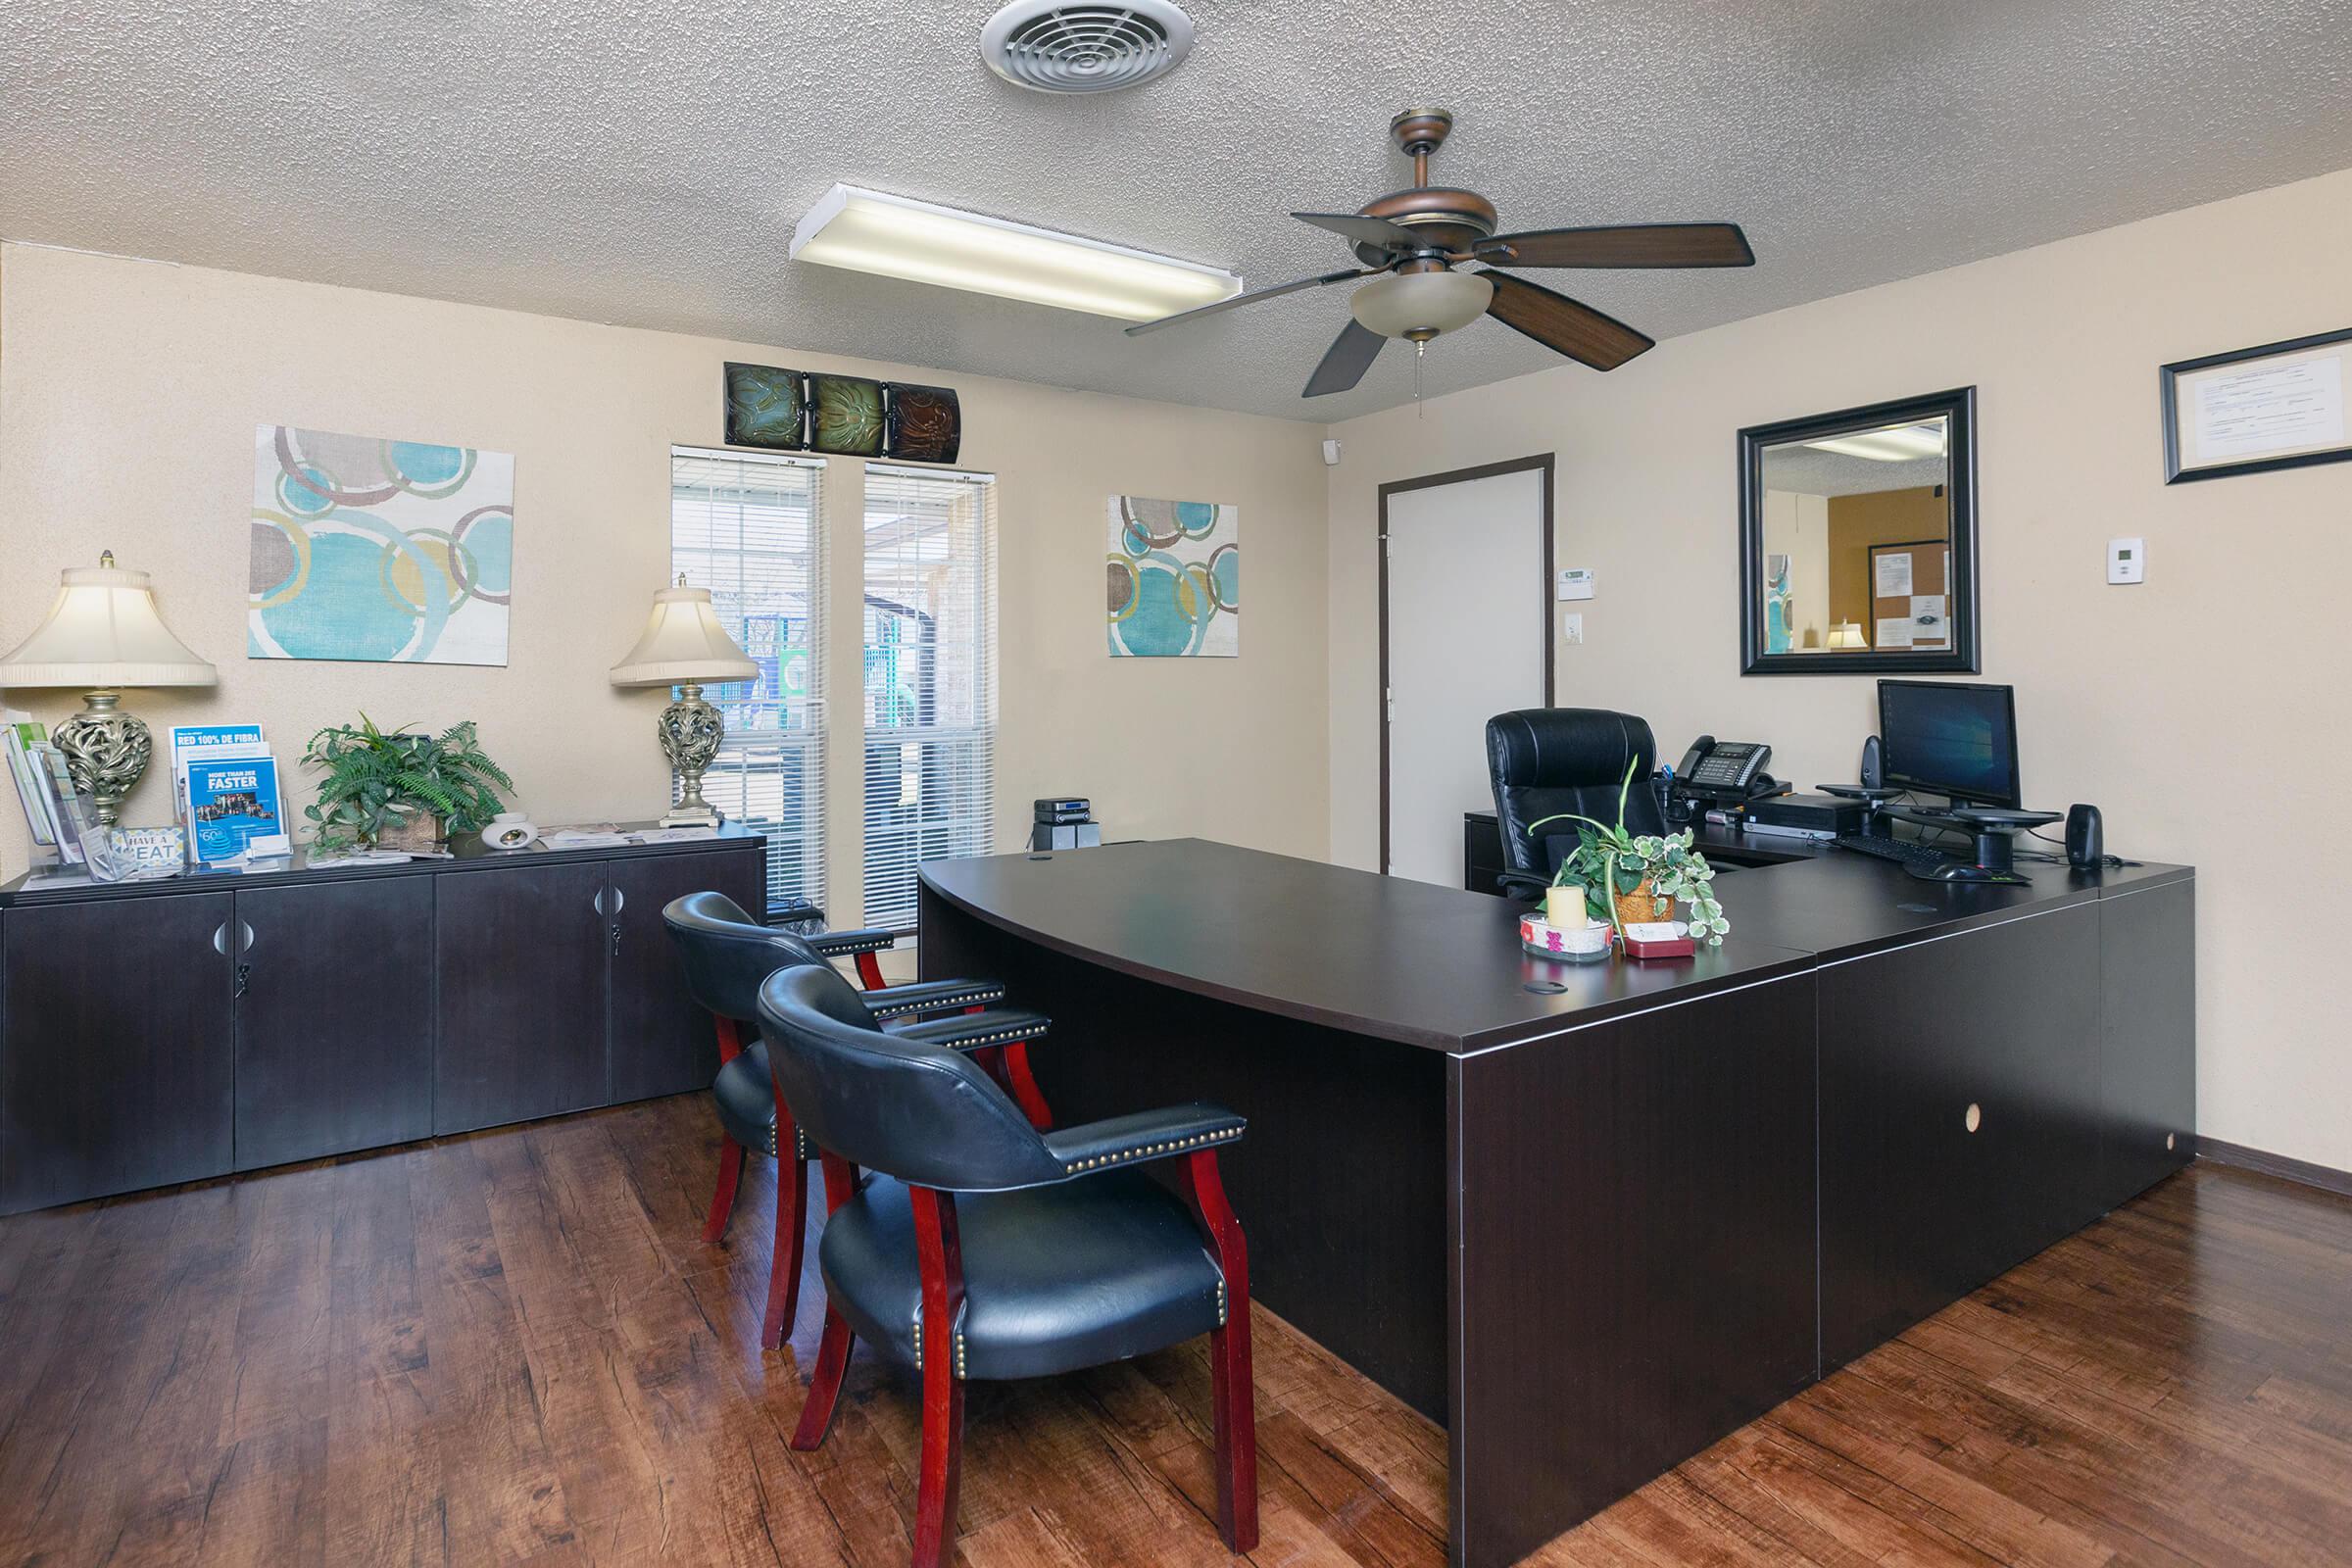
[0,556,217,689]
[609,582,757,687]
[1826,621,1868,650]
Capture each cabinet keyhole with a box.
[1964,1102,1983,1134]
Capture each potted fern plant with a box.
[302,715,514,853]
[1527,757,1730,947]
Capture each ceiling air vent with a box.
[980,0,1195,94]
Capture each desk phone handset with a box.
[1673,736,1777,802]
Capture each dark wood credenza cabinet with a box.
[0,824,763,1213]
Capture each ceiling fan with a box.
[1127,108,1754,398]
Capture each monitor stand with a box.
[1927,800,2062,872]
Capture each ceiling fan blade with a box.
[1124,267,1371,336]
[1482,271,1654,370]
[1303,318,1387,398]
[1476,222,1754,270]
[1292,211,1422,251]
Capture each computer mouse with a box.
[1932,862,1995,882]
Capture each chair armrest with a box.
[1495,871,1550,901]
[865,977,1009,1018]
[1041,1103,1246,1179]
[885,1007,1052,1053]
[807,927,897,957]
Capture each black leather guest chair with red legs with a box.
[759,960,1256,1568]
[662,891,1055,1345]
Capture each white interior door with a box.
[1384,466,1547,884]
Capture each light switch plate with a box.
[2108,537,2145,584]
[1562,612,1584,644]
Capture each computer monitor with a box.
[1877,680,2021,808]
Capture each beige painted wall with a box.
[0,243,1332,919]
[1325,164,2352,1172]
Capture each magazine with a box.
[35,745,92,864]
[2,712,57,848]
[181,752,286,864]
[170,724,267,857]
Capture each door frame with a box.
[1377,453,1556,875]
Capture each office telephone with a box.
[1671,737,1777,804]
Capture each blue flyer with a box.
[181,754,284,863]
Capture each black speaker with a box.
[1859,735,1884,790]
[2066,804,2104,868]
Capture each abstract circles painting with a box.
[1107,496,1238,658]
[250,424,514,665]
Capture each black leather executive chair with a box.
[662,892,1054,1347]
[760,962,1256,1567]
[1485,708,1663,897]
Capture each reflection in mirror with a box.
[1739,387,1977,675]
[1758,416,1950,656]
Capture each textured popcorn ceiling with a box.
[4,0,2350,422]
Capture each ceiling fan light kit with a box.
[1126,105,1756,399]
[1349,269,1494,341]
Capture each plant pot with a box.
[1612,877,1675,927]
[375,811,446,855]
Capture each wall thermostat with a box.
[1556,567,1594,601]
[2107,537,2144,585]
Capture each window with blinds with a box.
[669,446,825,916]
[860,465,997,931]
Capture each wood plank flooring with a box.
[1,1095,2347,1566]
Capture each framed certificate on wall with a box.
[2161,326,2352,483]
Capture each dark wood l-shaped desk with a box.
[916,838,2195,1568]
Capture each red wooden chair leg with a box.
[701,1015,752,1245]
[1181,1150,1257,1552]
[761,1118,809,1348]
[790,1305,855,1450]
[701,1137,746,1244]
[788,1154,868,1452]
[853,950,887,990]
[909,1187,966,1568]
[1000,1040,1054,1131]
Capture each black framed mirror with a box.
[1738,386,1979,675]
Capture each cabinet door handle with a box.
[239,921,256,954]
[612,887,626,916]
[213,922,229,955]
[591,888,606,917]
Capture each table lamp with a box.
[609,576,757,828]
[1826,621,1868,650]
[0,552,218,825]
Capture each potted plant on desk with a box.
[1529,758,1731,947]
[302,714,513,853]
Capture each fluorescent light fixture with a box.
[1803,420,1948,464]
[789,184,1240,322]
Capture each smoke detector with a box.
[980,1,1195,94]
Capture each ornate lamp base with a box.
[53,689,151,829]
[658,683,725,829]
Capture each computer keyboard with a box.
[1833,833,1956,873]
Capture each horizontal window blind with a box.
[861,465,997,931]
[670,446,826,916]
